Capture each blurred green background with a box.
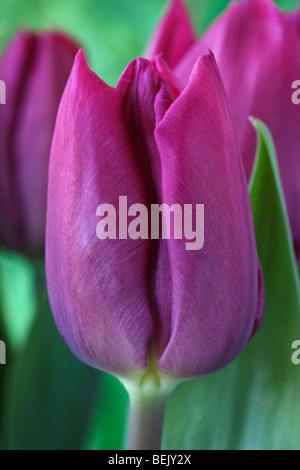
[0,0,299,451]
[0,0,298,87]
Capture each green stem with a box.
[127,389,168,450]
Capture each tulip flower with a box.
[46,48,264,449]
[148,0,300,263]
[0,31,79,255]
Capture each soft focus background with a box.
[0,0,299,450]
[0,0,298,86]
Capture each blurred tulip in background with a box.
[0,31,78,255]
[148,0,300,263]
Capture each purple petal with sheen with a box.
[46,51,155,375]
[156,53,264,378]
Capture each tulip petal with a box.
[151,55,183,101]
[155,53,264,378]
[46,51,154,375]
[117,58,178,356]
[117,57,180,199]
[146,0,195,69]
[176,0,300,263]
[286,8,300,36]
[117,58,162,201]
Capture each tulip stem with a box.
[127,389,168,450]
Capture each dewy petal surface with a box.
[146,0,195,69]
[155,53,264,378]
[0,31,78,253]
[175,0,300,262]
[46,51,154,375]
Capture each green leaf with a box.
[162,120,300,450]
[0,277,8,450]
[4,263,100,450]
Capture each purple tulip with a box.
[0,31,78,254]
[148,0,300,263]
[46,49,264,381]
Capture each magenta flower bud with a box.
[46,49,264,383]
[0,31,78,255]
[148,0,300,263]
[146,0,196,70]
